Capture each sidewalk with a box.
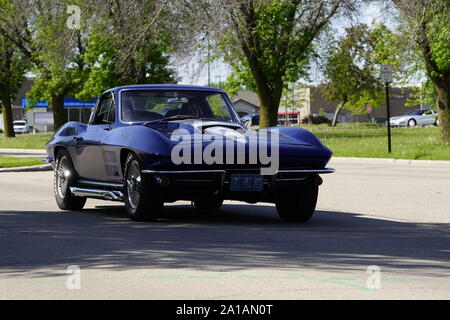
[0,148,47,158]
[330,157,450,167]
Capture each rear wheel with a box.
[275,177,318,223]
[123,153,163,221]
[54,149,86,210]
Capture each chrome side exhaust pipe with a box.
[69,187,124,201]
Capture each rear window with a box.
[407,110,426,116]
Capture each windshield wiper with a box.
[143,115,200,125]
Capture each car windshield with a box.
[407,110,426,116]
[121,90,236,123]
[14,121,26,126]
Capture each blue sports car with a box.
[45,85,334,223]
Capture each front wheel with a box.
[275,179,318,223]
[54,149,86,210]
[123,153,163,221]
[407,119,417,127]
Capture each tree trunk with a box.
[259,100,280,128]
[434,82,450,142]
[51,93,67,131]
[331,101,346,127]
[416,27,450,142]
[250,65,282,128]
[242,46,282,128]
[1,90,15,137]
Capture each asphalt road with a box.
[0,160,449,299]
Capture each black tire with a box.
[407,119,417,127]
[275,178,318,223]
[54,149,86,210]
[193,197,224,211]
[123,153,163,221]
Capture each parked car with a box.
[13,120,30,134]
[240,114,260,127]
[45,85,334,223]
[387,109,438,127]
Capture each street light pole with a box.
[385,82,392,153]
[381,65,393,154]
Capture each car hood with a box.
[144,120,312,146]
[140,120,331,170]
[390,115,410,121]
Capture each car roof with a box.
[105,84,224,94]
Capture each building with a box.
[231,86,421,124]
[233,89,302,124]
[232,90,260,117]
[299,86,420,123]
[21,97,95,132]
[3,78,96,132]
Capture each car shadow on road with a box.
[0,203,449,278]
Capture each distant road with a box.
[0,161,449,299]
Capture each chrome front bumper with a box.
[142,168,335,175]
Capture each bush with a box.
[301,115,332,125]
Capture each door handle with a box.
[73,136,83,142]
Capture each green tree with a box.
[217,0,349,128]
[406,80,438,109]
[0,33,27,137]
[393,0,450,141]
[26,0,89,130]
[322,24,395,126]
[0,0,88,130]
[1,0,178,130]
[76,0,178,100]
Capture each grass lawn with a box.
[0,157,44,168]
[1,125,448,161]
[302,124,450,161]
[0,133,53,150]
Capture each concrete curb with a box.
[0,164,52,173]
[330,157,450,167]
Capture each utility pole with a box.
[207,34,211,86]
[216,76,223,88]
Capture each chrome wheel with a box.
[54,149,86,211]
[123,152,163,221]
[126,160,141,209]
[56,156,71,198]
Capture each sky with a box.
[178,2,392,86]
